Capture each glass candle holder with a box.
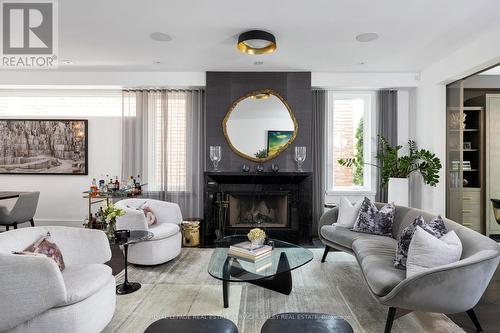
[209,146,222,171]
[294,146,306,172]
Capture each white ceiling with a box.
[54,0,500,72]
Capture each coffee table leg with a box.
[222,257,231,308]
[116,244,141,295]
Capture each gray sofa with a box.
[318,203,500,333]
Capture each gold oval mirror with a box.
[223,89,298,162]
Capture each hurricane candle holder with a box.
[209,146,222,171]
[294,146,306,172]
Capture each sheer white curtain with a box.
[122,89,205,218]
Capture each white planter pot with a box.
[388,177,409,207]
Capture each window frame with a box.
[325,91,377,195]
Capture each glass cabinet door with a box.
[446,80,464,223]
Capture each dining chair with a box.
[0,192,40,231]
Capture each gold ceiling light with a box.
[237,30,277,55]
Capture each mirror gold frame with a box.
[222,89,298,162]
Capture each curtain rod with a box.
[123,88,205,92]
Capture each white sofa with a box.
[0,226,116,333]
[115,199,182,265]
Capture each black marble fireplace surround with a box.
[203,172,312,245]
[203,72,313,245]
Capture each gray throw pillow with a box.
[351,197,395,237]
[394,215,447,268]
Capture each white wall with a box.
[0,117,121,227]
[412,24,500,215]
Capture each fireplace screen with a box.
[228,193,288,227]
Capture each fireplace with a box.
[228,193,289,228]
[203,172,312,245]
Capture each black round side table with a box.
[111,230,153,295]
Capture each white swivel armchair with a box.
[115,199,183,265]
[0,226,116,333]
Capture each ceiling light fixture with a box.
[355,33,379,42]
[238,30,276,55]
[150,32,172,42]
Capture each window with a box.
[326,91,376,193]
[123,91,188,192]
[0,89,122,117]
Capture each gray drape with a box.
[122,89,205,218]
[312,89,327,235]
[376,90,398,202]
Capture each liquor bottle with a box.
[114,176,120,191]
[90,178,98,197]
[108,178,114,192]
[98,174,105,192]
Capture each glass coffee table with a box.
[111,230,153,295]
[208,235,314,308]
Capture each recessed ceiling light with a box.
[254,61,264,65]
[355,33,379,42]
[238,30,277,55]
[62,59,73,65]
[150,32,172,42]
[153,61,161,64]
[358,62,366,65]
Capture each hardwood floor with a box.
[105,243,500,332]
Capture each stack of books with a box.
[229,241,272,261]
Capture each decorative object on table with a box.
[0,191,39,231]
[228,240,272,262]
[256,164,265,172]
[338,136,442,207]
[242,164,250,172]
[491,199,500,226]
[271,163,279,172]
[0,119,88,175]
[464,142,472,150]
[101,202,125,241]
[294,146,307,172]
[267,131,294,157]
[247,227,266,246]
[209,146,222,171]
[182,219,201,247]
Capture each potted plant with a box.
[338,136,442,206]
[101,202,125,241]
[247,228,267,246]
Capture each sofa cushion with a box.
[149,222,180,241]
[61,264,112,306]
[352,198,395,237]
[352,237,405,297]
[320,224,387,250]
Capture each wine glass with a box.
[209,146,222,171]
[294,146,306,172]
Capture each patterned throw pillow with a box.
[351,197,395,237]
[14,232,66,271]
[394,215,447,268]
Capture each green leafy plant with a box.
[338,135,442,187]
[353,119,364,186]
[254,149,268,159]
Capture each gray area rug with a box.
[103,248,464,333]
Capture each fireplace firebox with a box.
[203,172,312,245]
[228,193,289,228]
